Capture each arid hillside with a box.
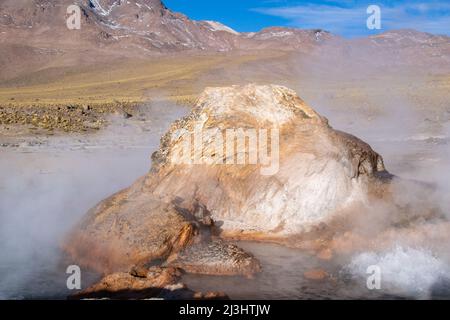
[0,0,449,135]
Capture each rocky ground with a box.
[72,266,228,300]
[0,102,140,133]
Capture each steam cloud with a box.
[0,50,449,298]
[0,101,188,299]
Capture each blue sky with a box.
[164,0,450,38]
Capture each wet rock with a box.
[168,240,261,277]
[65,188,259,276]
[71,266,228,300]
[317,248,333,261]
[304,269,329,280]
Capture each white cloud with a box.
[252,1,450,37]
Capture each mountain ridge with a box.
[2,0,448,53]
[0,0,449,83]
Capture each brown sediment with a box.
[304,269,329,281]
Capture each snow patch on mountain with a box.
[89,0,118,16]
[203,21,240,35]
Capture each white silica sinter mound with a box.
[346,246,450,297]
[148,84,387,236]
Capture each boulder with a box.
[146,84,388,236]
[65,84,391,273]
[71,266,228,300]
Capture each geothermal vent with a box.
[66,84,389,274]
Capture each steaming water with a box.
[0,102,188,299]
[181,112,450,299]
[183,242,450,300]
[1,102,449,299]
[183,242,377,300]
[346,246,450,299]
[0,149,149,299]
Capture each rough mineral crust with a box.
[65,188,260,275]
[146,84,387,236]
[168,240,262,277]
[65,84,390,275]
[71,266,228,300]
